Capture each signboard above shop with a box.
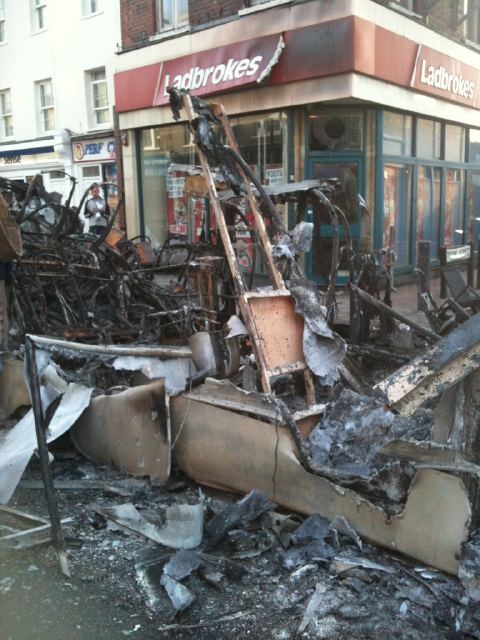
[115,16,480,114]
[115,33,286,111]
[72,137,116,163]
[410,45,479,108]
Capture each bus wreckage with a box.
[0,90,478,588]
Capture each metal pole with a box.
[350,284,440,341]
[24,336,70,577]
[477,237,480,290]
[26,334,192,359]
[468,241,474,287]
[416,241,431,311]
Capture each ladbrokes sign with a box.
[153,34,284,105]
[410,44,480,107]
[114,33,285,112]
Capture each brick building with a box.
[114,0,480,280]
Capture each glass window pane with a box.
[310,161,359,224]
[230,112,287,184]
[308,108,363,151]
[467,0,480,43]
[93,83,108,109]
[40,82,53,107]
[445,125,465,162]
[82,165,101,178]
[95,108,109,124]
[5,115,13,136]
[140,123,197,247]
[161,0,174,29]
[177,0,188,23]
[469,128,480,165]
[42,108,54,131]
[383,163,412,266]
[444,169,465,246]
[467,171,480,244]
[0,90,10,114]
[93,69,105,82]
[416,119,441,159]
[416,166,441,259]
[383,112,412,156]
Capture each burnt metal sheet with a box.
[183,378,325,430]
[71,381,170,483]
[246,292,305,374]
[375,313,480,415]
[0,382,93,504]
[217,180,323,201]
[170,394,471,575]
[0,355,30,419]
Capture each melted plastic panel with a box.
[170,394,471,574]
[71,380,170,483]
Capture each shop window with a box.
[0,89,13,138]
[36,78,55,133]
[156,0,188,32]
[445,125,466,162]
[230,112,288,184]
[138,112,287,253]
[86,68,110,127]
[467,170,480,244]
[469,128,480,165]
[417,166,441,260]
[383,112,412,156]
[308,109,363,152]
[139,124,196,247]
[0,0,5,43]
[32,0,47,31]
[444,169,466,246]
[416,119,441,160]
[383,164,412,266]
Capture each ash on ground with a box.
[0,442,478,640]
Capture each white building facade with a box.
[0,0,121,204]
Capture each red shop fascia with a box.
[115,16,480,113]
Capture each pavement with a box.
[334,272,446,329]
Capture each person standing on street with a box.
[84,183,109,236]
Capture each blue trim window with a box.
[381,110,475,268]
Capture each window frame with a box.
[0,0,6,44]
[465,0,480,44]
[0,88,13,139]
[156,0,188,33]
[377,110,475,269]
[88,68,110,128]
[36,78,55,133]
[33,0,47,31]
[238,0,291,15]
[81,0,100,17]
[388,0,423,18]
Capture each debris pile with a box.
[0,89,479,638]
[0,175,230,343]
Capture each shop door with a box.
[306,157,363,283]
